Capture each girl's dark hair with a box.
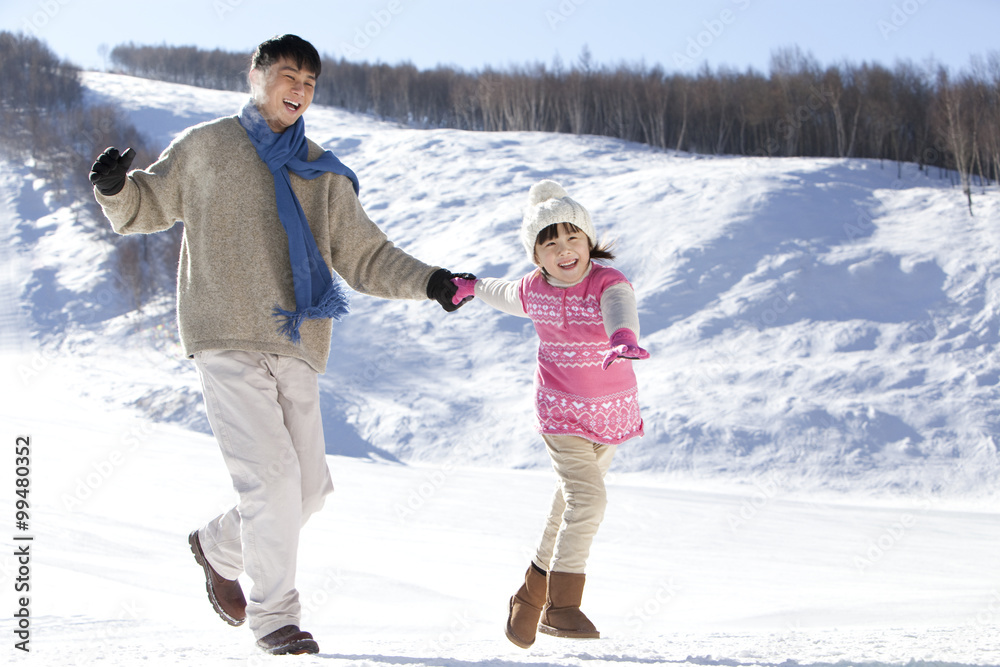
[251,34,322,77]
[535,222,615,262]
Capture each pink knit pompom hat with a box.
[520,180,596,262]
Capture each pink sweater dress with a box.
[518,264,644,445]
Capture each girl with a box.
[451,180,648,648]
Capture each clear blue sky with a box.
[3,0,998,76]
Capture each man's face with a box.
[251,56,316,133]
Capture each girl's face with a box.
[535,223,591,283]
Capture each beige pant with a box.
[532,434,616,574]
[193,350,334,639]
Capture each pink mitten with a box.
[602,328,650,370]
[450,276,477,306]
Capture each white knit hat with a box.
[520,180,596,262]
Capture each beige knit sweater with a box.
[96,115,438,372]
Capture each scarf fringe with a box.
[273,281,351,345]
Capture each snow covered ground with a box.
[1,351,998,666]
[1,73,998,665]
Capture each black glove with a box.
[426,268,476,312]
[89,146,135,196]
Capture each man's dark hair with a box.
[251,34,321,77]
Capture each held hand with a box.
[601,328,650,371]
[450,276,477,306]
[427,269,477,312]
[89,146,136,196]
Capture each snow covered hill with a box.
[21,71,1000,496]
[1,73,999,666]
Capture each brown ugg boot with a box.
[538,571,600,639]
[504,562,548,648]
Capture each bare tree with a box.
[935,67,977,214]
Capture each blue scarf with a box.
[238,100,358,344]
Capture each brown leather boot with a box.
[538,571,600,639]
[256,625,319,655]
[504,562,548,648]
[188,530,247,626]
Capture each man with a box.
[89,34,471,655]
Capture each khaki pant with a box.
[193,350,334,639]
[532,434,616,574]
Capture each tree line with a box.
[4,30,996,329]
[107,42,1000,213]
[0,31,178,311]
